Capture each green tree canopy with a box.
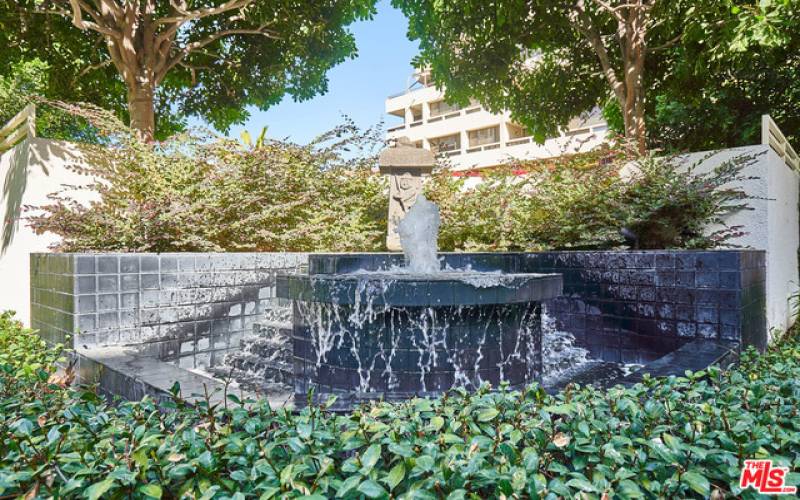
[1,1,377,140]
[0,59,99,142]
[393,0,704,154]
[645,0,800,151]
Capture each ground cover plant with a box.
[1,310,799,498]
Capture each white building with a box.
[385,71,609,171]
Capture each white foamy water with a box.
[344,268,544,288]
[540,308,591,386]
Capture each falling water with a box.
[397,194,441,273]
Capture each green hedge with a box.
[1,311,799,499]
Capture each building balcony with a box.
[385,106,488,136]
[466,142,501,154]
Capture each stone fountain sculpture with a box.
[379,137,435,251]
[275,142,563,410]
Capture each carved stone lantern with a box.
[378,137,436,251]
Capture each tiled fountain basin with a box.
[30,250,765,408]
[307,251,768,357]
[277,272,563,409]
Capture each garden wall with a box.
[0,138,96,324]
[30,253,307,363]
[675,145,799,335]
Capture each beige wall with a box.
[0,138,96,324]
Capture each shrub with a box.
[427,150,755,251]
[0,311,63,381]
[614,153,755,249]
[1,311,799,498]
[26,102,754,253]
[26,103,388,253]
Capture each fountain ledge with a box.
[276,272,563,306]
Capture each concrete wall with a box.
[674,146,799,334]
[0,138,96,324]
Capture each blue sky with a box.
[222,0,419,144]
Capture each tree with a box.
[644,0,800,151]
[2,1,376,140]
[392,0,699,154]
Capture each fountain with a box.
[276,189,563,409]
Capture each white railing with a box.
[0,104,36,154]
[762,114,799,171]
[506,137,532,147]
[466,142,501,154]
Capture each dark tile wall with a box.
[515,251,767,360]
[30,254,75,346]
[31,253,307,363]
[308,250,768,359]
[33,250,766,372]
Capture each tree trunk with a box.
[127,85,156,142]
[572,0,650,156]
[619,85,647,155]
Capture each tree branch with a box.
[79,58,113,76]
[156,26,279,84]
[155,0,254,24]
[647,32,682,52]
[68,0,84,28]
[570,1,625,103]
[56,0,122,38]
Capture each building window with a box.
[410,105,423,122]
[507,123,530,140]
[468,126,500,147]
[429,134,461,153]
[429,100,460,117]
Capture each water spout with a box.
[397,194,441,273]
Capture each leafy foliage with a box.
[1,310,799,498]
[645,0,800,151]
[1,0,377,139]
[427,150,755,251]
[0,60,96,142]
[393,0,800,152]
[0,312,63,381]
[580,0,800,152]
[26,103,388,253]
[26,103,752,253]
[391,0,714,152]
